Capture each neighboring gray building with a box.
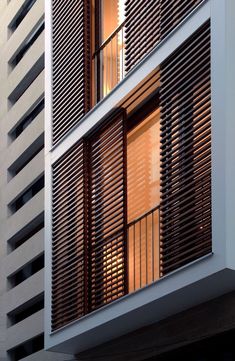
[0,1,70,360]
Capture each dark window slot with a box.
[7,214,44,252]
[10,99,44,140]
[8,134,44,178]
[7,334,44,361]
[8,294,44,326]
[8,253,44,289]
[9,176,44,214]
[8,60,44,106]
[9,0,37,33]
[10,22,44,68]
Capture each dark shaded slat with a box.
[159,21,211,276]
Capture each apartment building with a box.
[44,0,234,359]
[0,1,71,360]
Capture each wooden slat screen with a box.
[125,0,161,73]
[160,0,204,40]
[159,22,211,276]
[52,141,86,330]
[88,112,127,311]
[52,112,127,330]
[52,0,91,145]
[125,0,204,73]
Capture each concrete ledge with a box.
[4,189,44,243]
[46,266,235,354]
[8,33,44,103]
[5,0,44,62]
[3,70,44,135]
[5,228,44,277]
[20,349,72,361]
[6,309,44,350]
[6,149,44,206]
[4,269,44,314]
[6,110,44,171]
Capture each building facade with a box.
[43,0,234,359]
[0,1,70,360]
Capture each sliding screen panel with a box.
[159,21,211,276]
[125,0,205,73]
[125,0,161,73]
[51,141,86,330]
[52,0,91,144]
[160,0,204,40]
[88,111,127,311]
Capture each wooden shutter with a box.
[125,0,161,73]
[125,0,205,73]
[88,112,127,311]
[52,0,91,145]
[160,0,204,40]
[51,141,86,330]
[159,22,211,276]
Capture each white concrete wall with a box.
[0,1,70,360]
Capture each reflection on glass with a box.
[127,108,161,292]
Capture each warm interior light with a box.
[127,108,161,292]
[100,0,126,98]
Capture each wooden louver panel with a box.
[125,0,204,73]
[52,0,91,145]
[159,21,211,276]
[160,0,204,40]
[51,141,86,330]
[88,112,127,311]
[124,0,161,73]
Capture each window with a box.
[8,254,44,288]
[92,0,126,103]
[8,334,44,361]
[9,99,44,140]
[8,294,44,326]
[127,106,161,291]
[9,176,44,214]
[9,21,44,69]
[9,0,37,34]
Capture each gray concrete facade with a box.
[0,1,70,360]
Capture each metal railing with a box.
[127,205,160,293]
[93,21,126,102]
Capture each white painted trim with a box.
[44,0,53,154]
[210,0,226,260]
[224,0,235,270]
[44,0,53,343]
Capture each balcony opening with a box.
[127,106,161,292]
[92,0,126,103]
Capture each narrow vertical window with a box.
[92,0,126,103]
[127,106,161,292]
